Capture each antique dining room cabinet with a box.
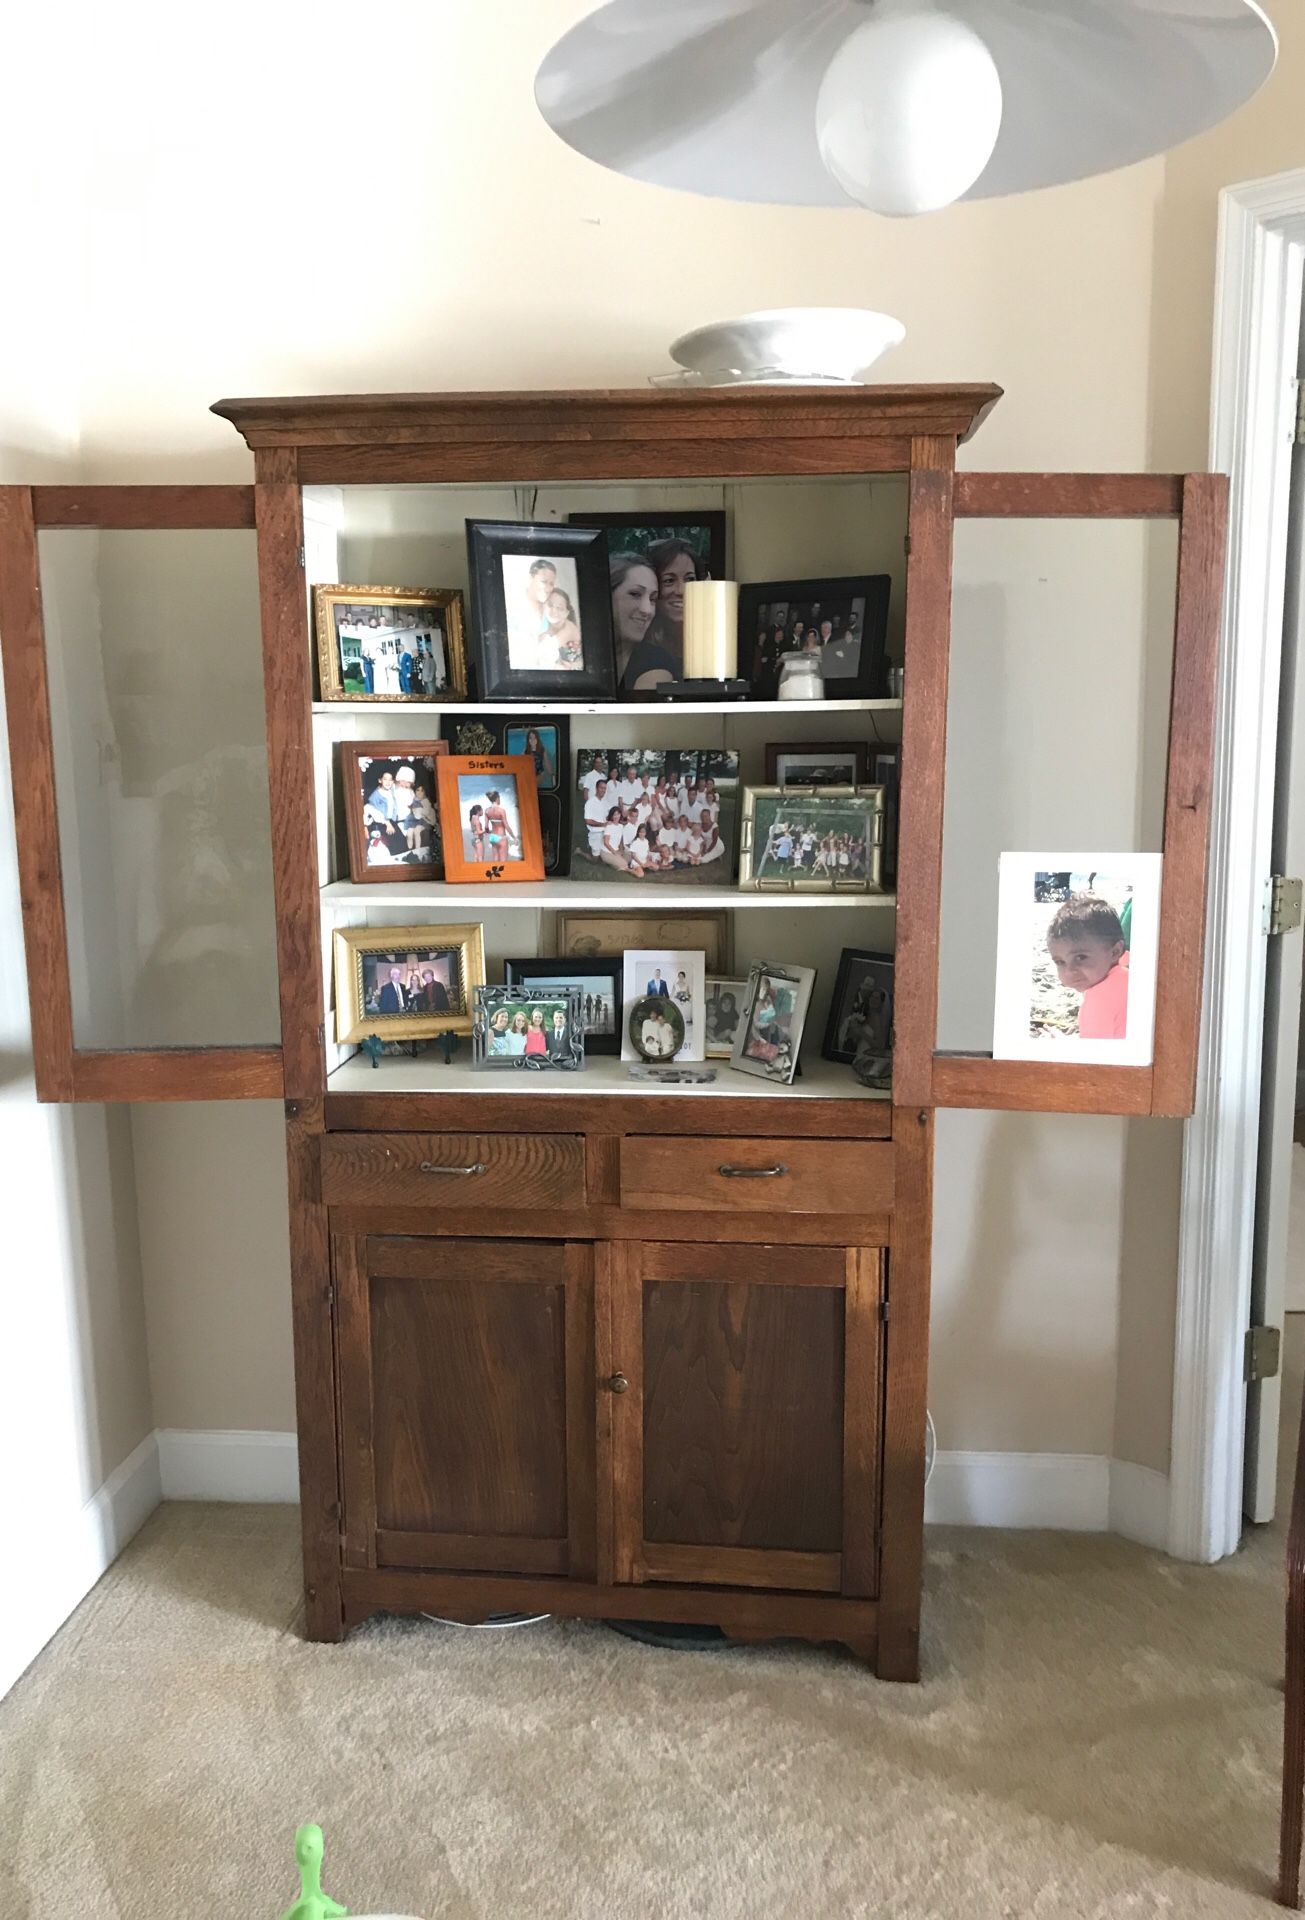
[0,386,1226,1678]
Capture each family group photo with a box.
[472,985,584,1071]
[355,752,442,871]
[740,574,890,699]
[743,787,883,891]
[572,747,738,884]
[361,947,460,1018]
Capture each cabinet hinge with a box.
[879,1299,890,1324]
[1295,379,1305,446]
[1267,875,1303,935]
[298,544,306,568]
[1245,1324,1282,1384]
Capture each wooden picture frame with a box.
[557,909,732,974]
[738,574,890,700]
[441,711,571,875]
[332,921,485,1044]
[504,954,622,1056]
[313,582,467,703]
[763,740,872,787]
[465,520,615,702]
[738,784,886,892]
[434,753,545,884]
[338,739,447,883]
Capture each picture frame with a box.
[620,949,706,1063]
[332,922,485,1044]
[472,985,585,1071]
[557,910,731,974]
[731,961,817,1086]
[738,575,890,700]
[822,948,895,1088]
[504,955,621,1057]
[992,852,1162,1066]
[868,743,900,887]
[465,520,615,702]
[737,785,886,892]
[704,976,749,1058]
[441,712,571,875]
[763,740,872,788]
[566,511,728,689]
[571,747,738,887]
[434,754,545,884]
[313,583,467,703]
[338,740,448,883]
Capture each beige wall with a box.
[9,2,1305,1474]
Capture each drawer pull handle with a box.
[419,1161,487,1177]
[717,1163,788,1179]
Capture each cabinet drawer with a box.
[321,1133,585,1209]
[619,1137,894,1214]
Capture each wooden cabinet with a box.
[602,1242,883,1598]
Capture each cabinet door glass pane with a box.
[937,517,1178,1053]
[38,528,279,1048]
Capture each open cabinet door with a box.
[894,468,1227,1119]
[0,485,284,1101]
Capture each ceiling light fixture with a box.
[535,0,1277,217]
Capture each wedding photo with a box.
[313,583,467,703]
[620,948,706,1062]
[572,747,738,885]
[341,744,446,881]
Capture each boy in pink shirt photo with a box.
[1045,894,1130,1040]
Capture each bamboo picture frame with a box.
[434,753,546,883]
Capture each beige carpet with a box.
[1,1375,1298,1920]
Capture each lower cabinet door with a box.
[334,1233,595,1579]
[601,1242,884,1596]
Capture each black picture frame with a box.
[504,955,622,1057]
[822,947,895,1074]
[440,712,570,876]
[465,520,615,702]
[738,574,891,700]
[471,985,585,1071]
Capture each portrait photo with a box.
[441,714,570,874]
[764,741,871,789]
[738,575,890,700]
[572,747,738,886]
[739,786,885,892]
[332,921,485,1044]
[339,740,447,883]
[504,957,621,1056]
[472,985,584,1071]
[823,948,895,1089]
[569,511,727,690]
[620,948,706,1063]
[992,853,1162,1065]
[434,754,545,884]
[313,583,467,703]
[558,910,730,974]
[731,962,817,1087]
[465,520,615,701]
[704,976,748,1058]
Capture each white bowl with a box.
[666,308,905,386]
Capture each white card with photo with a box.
[992,852,1162,1065]
[620,949,706,1063]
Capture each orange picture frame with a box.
[434,753,546,883]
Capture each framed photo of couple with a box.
[465,521,615,702]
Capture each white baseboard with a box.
[1108,1459,1172,1551]
[0,1432,161,1701]
[925,1449,1111,1529]
[156,1428,300,1502]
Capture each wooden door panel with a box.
[335,1233,594,1579]
[605,1242,884,1595]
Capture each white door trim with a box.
[1170,167,1305,1562]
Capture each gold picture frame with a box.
[332,921,485,1044]
[557,909,732,974]
[314,582,468,703]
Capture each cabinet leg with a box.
[302,1569,346,1643]
[876,1615,921,1683]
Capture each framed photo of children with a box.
[504,956,621,1057]
[738,575,890,700]
[313,584,467,703]
[339,741,447,883]
[332,922,485,1044]
[738,785,885,892]
[572,747,738,885]
[472,985,585,1071]
[465,520,615,702]
[434,754,545,884]
[731,962,817,1086]
[441,713,570,875]
[992,853,1162,1066]
[704,977,748,1058]
[567,511,727,690]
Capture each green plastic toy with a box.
[278,1824,349,1920]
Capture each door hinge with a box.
[1245,1324,1282,1384]
[879,1299,890,1324]
[298,544,306,568]
[1295,379,1305,446]
[1267,875,1303,935]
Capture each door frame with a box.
[1171,167,1305,1562]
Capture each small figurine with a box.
[278,1823,349,1920]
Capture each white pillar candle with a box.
[682,580,739,680]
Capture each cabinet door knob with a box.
[607,1372,629,1394]
[717,1163,787,1179]
[419,1161,487,1177]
